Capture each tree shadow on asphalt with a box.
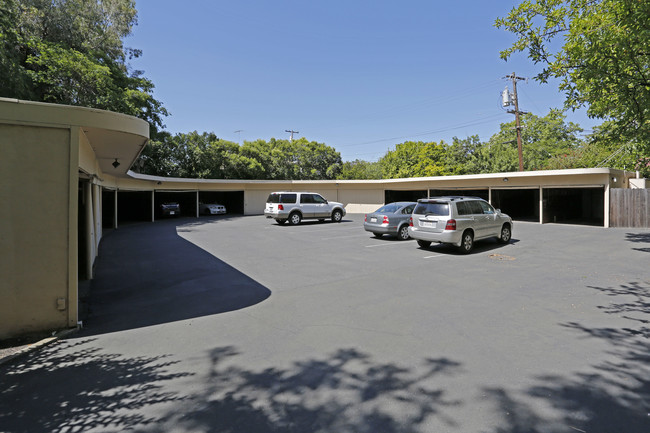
[0,338,193,433]
[0,342,465,433]
[483,281,650,433]
[626,232,650,253]
[140,347,464,433]
[82,219,271,335]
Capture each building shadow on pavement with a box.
[81,218,271,335]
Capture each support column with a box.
[151,190,155,222]
[84,182,94,279]
[114,189,118,229]
[604,183,610,228]
[539,186,544,224]
[196,191,200,218]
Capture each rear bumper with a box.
[363,223,397,235]
[408,227,462,246]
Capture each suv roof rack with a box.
[420,195,483,202]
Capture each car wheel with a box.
[331,209,343,223]
[289,212,302,225]
[397,225,410,240]
[459,230,474,254]
[417,240,431,248]
[373,232,383,238]
[276,219,287,225]
[497,224,511,244]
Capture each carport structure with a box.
[0,97,643,342]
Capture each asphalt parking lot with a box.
[1,214,649,432]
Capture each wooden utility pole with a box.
[285,129,299,141]
[505,72,526,171]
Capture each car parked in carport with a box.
[160,202,180,217]
[364,201,417,240]
[200,203,227,215]
[408,196,512,254]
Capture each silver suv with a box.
[264,192,346,225]
[408,196,512,254]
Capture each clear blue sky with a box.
[127,0,597,162]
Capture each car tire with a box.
[417,240,431,248]
[289,212,302,225]
[373,232,383,238]
[458,230,474,254]
[331,209,343,223]
[397,225,410,240]
[497,224,511,244]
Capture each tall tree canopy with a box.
[0,0,167,130]
[138,135,342,181]
[495,0,650,150]
[482,109,584,172]
[379,140,450,178]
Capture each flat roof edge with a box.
[128,167,629,185]
[0,98,149,139]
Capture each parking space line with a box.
[322,233,370,240]
[365,243,408,248]
[423,254,444,259]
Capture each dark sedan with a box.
[363,201,417,240]
[161,202,180,217]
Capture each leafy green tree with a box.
[495,0,650,149]
[444,135,486,175]
[337,159,383,180]
[481,110,584,172]
[380,141,450,178]
[0,0,167,130]
[139,135,342,180]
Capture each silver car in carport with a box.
[364,202,417,240]
[408,196,513,254]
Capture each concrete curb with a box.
[0,327,80,367]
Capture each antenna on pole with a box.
[285,129,299,141]
[504,72,527,172]
[234,130,243,143]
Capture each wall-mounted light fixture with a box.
[112,158,120,168]
[503,177,509,182]
[612,177,617,183]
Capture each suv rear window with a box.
[414,201,449,216]
[267,193,297,204]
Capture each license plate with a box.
[421,221,434,228]
[370,217,377,223]
[170,211,175,215]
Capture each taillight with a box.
[278,204,284,210]
[409,217,413,227]
[364,214,367,222]
[445,219,457,230]
[382,215,389,224]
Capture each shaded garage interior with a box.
[543,187,604,226]
[492,188,540,222]
[384,190,427,203]
[199,191,244,215]
[117,190,152,224]
[101,189,116,229]
[155,191,196,218]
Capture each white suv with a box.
[264,192,346,225]
[408,196,512,254]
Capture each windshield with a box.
[414,202,449,216]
